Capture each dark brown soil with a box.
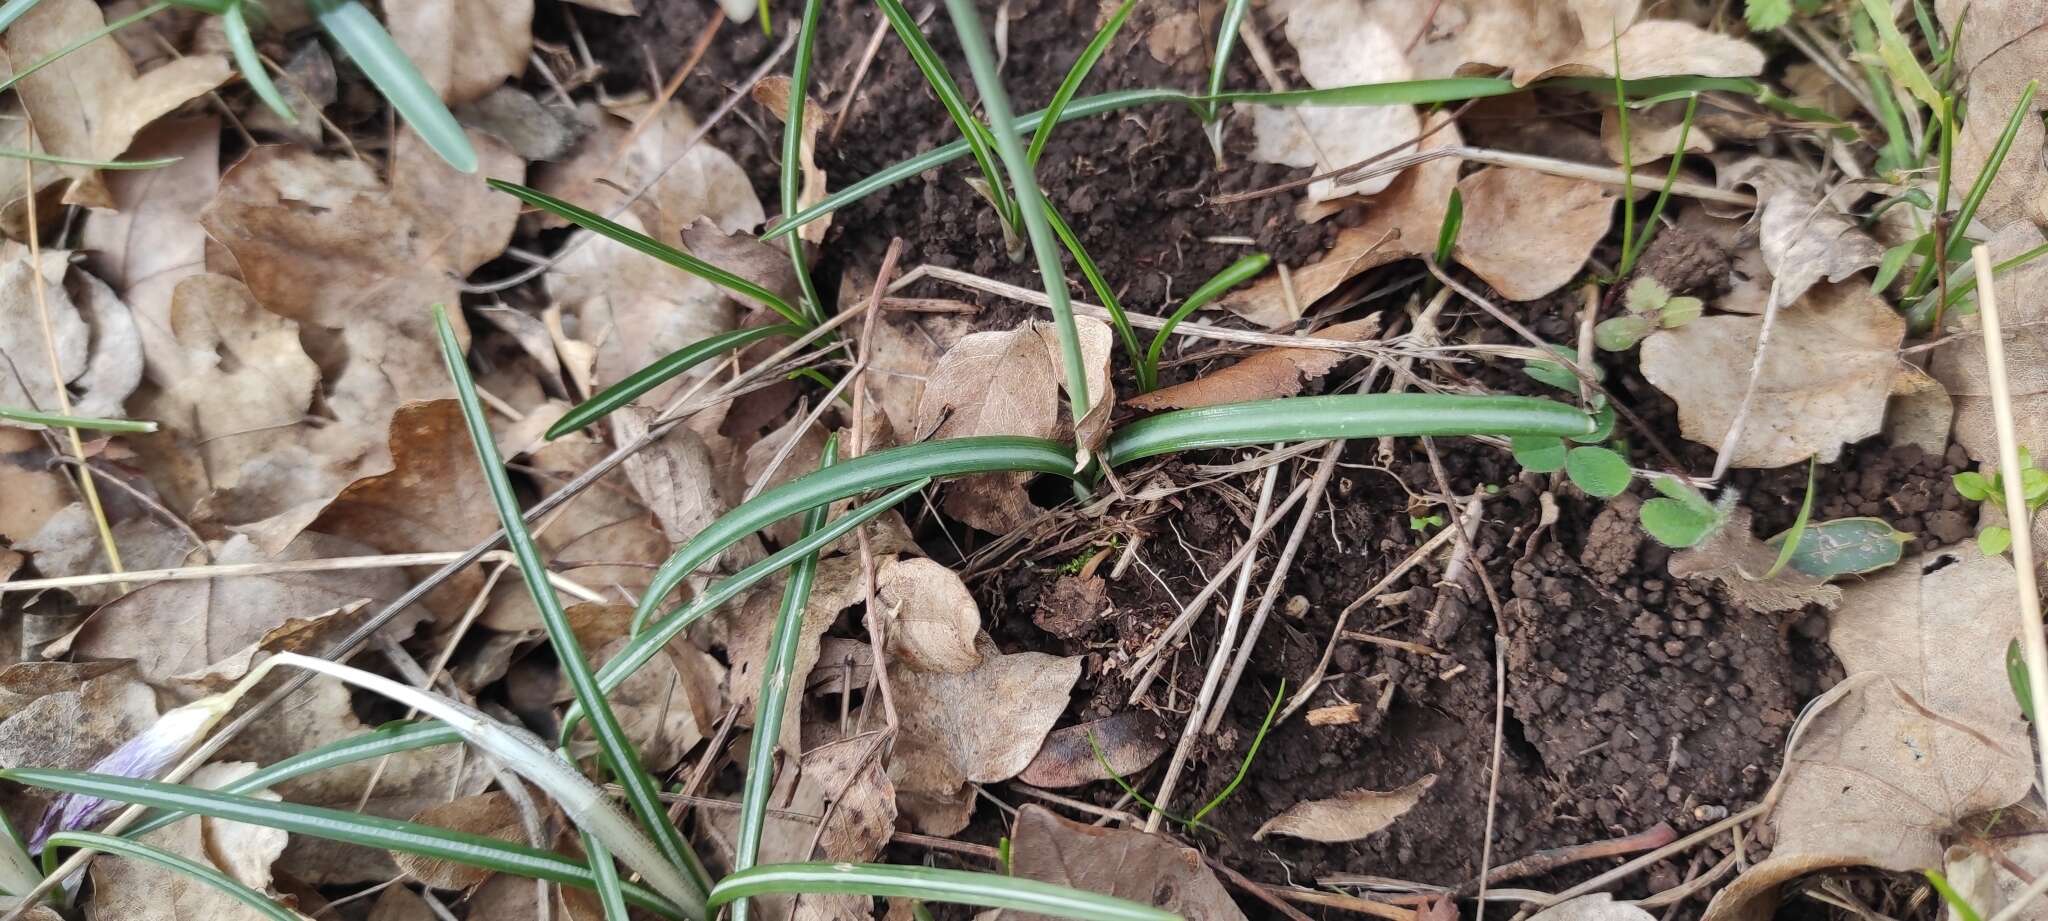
[559,1,1981,917]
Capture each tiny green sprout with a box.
[1640,476,1727,548]
[1925,869,1985,921]
[2010,639,2036,722]
[1952,448,2048,555]
[1745,0,1792,30]
[1409,513,1445,532]
[1595,278,1701,352]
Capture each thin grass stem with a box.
[1141,253,1272,390]
[0,1,168,97]
[0,406,157,432]
[1202,0,1252,121]
[1027,0,1135,167]
[709,863,1179,921]
[224,3,295,123]
[780,0,826,325]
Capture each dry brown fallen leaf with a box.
[1016,711,1170,789]
[0,252,143,419]
[988,805,1246,921]
[883,639,1080,819]
[1599,100,1715,165]
[539,98,764,242]
[725,556,868,758]
[1640,281,1904,468]
[914,318,1112,531]
[386,0,532,104]
[1933,223,2048,463]
[1452,167,1616,301]
[725,731,898,921]
[1713,158,1884,307]
[0,0,229,208]
[1253,774,1436,842]
[395,791,527,890]
[754,75,830,244]
[1703,549,2034,921]
[1358,0,1761,84]
[85,762,289,921]
[0,428,71,543]
[564,604,723,772]
[1247,0,1417,204]
[1936,0,2047,231]
[1885,365,1954,457]
[81,117,219,355]
[1127,316,1381,410]
[875,556,983,673]
[1527,895,1657,921]
[16,501,199,606]
[0,662,156,835]
[1667,509,1840,613]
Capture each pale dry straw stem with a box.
[1144,456,1283,832]
[20,149,125,591]
[0,548,604,602]
[1338,146,1755,207]
[1970,245,2048,803]
[1536,802,1766,907]
[5,298,887,915]
[849,238,906,734]
[828,13,892,143]
[1265,886,1416,921]
[1282,523,1457,722]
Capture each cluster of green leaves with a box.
[1953,448,2048,555]
[1741,0,1826,32]
[1595,278,1701,352]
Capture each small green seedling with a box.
[1408,513,1444,532]
[1952,448,2048,555]
[1765,517,1911,579]
[1925,869,1985,921]
[2010,639,2036,722]
[1433,188,1463,265]
[1640,476,1729,548]
[1513,346,1630,497]
[1595,278,1702,351]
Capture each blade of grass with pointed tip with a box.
[1765,460,1817,579]
[1202,0,1252,121]
[0,1,169,97]
[780,0,825,325]
[1044,203,1141,372]
[1142,252,1272,390]
[1910,80,2039,302]
[1620,92,1698,276]
[42,831,297,921]
[0,149,178,170]
[433,306,708,901]
[709,863,1179,921]
[0,406,157,432]
[224,2,295,124]
[547,324,803,440]
[489,179,808,326]
[5,768,687,918]
[877,0,1016,228]
[307,0,476,172]
[733,438,834,921]
[1028,0,1136,167]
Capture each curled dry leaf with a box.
[1933,223,2048,463]
[85,762,289,921]
[1219,112,1462,327]
[1247,0,1417,203]
[1253,774,1435,842]
[538,99,764,242]
[1752,183,1884,308]
[987,805,1247,921]
[1936,0,2048,231]
[1703,550,2033,921]
[17,502,199,607]
[1016,711,1169,789]
[883,639,1081,812]
[0,0,230,207]
[1126,317,1381,411]
[754,75,831,243]
[875,557,983,673]
[1640,281,1904,468]
[1942,834,2048,921]
[1452,167,1616,301]
[386,0,533,105]
[1667,509,1840,613]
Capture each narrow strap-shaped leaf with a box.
[42,831,297,921]
[630,437,1077,631]
[1142,253,1271,390]
[876,0,1016,226]
[780,0,826,324]
[488,179,807,326]
[733,438,834,921]
[1027,0,1136,167]
[307,0,476,172]
[1210,76,1516,107]
[1106,393,1595,465]
[1202,0,1253,119]
[224,2,296,124]
[0,150,178,170]
[709,863,1180,921]
[547,324,803,440]
[0,406,157,432]
[4,769,686,918]
[0,0,47,33]
[434,306,708,899]
[1044,203,1141,372]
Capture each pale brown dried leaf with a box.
[1755,186,1884,308]
[81,117,218,354]
[1127,317,1380,410]
[1936,0,2048,231]
[0,254,142,419]
[85,762,288,921]
[875,557,983,673]
[387,0,532,105]
[1885,366,1953,457]
[563,604,723,772]
[396,792,526,889]
[1247,0,1417,203]
[1253,774,1435,842]
[1528,895,1657,921]
[755,75,831,244]
[1016,711,1169,788]
[885,640,1080,800]
[1453,167,1615,301]
[989,805,1246,921]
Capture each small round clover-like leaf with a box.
[1511,435,1567,473]
[1953,471,1994,502]
[1659,295,1703,327]
[1594,315,1655,351]
[1640,497,1719,547]
[1522,344,1604,394]
[1564,446,1631,498]
[1981,525,2012,556]
[1765,517,1910,579]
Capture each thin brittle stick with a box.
[1539,803,1766,906]
[1972,245,2048,801]
[1,549,602,601]
[20,148,125,592]
[828,13,891,143]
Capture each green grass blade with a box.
[1765,460,1817,579]
[583,828,632,921]
[1028,0,1136,166]
[1044,203,1142,370]
[781,0,825,325]
[307,0,476,172]
[1105,393,1595,465]
[0,149,178,170]
[630,436,1074,631]
[7,769,686,917]
[489,179,807,326]
[1619,93,1699,276]
[1208,76,1518,107]
[943,0,1093,435]
[0,406,157,432]
[224,2,296,125]
[1203,0,1253,120]
[0,1,169,97]
[733,438,835,921]
[433,306,707,898]
[1141,253,1271,390]
[0,812,36,896]
[547,324,803,440]
[0,0,46,33]
[709,863,1179,921]
[877,0,1016,226]
[577,476,928,730]
[1907,80,2039,305]
[1433,187,1463,265]
[43,831,296,921]
[1188,678,1283,825]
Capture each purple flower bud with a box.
[26,694,234,853]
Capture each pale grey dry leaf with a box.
[1016,711,1169,789]
[1941,834,2048,921]
[476,431,667,632]
[1755,186,1884,308]
[1936,0,2048,231]
[1253,774,1436,842]
[457,86,588,161]
[0,429,77,543]
[884,639,1080,801]
[1220,114,1462,327]
[1357,0,1756,85]
[988,805,1246,921]
[1703,550,2034,921]
[537,99,764,243]
[754,75,831,244]
[1453,167,1615,301]
[1640,281,1904,468]
[1932,223,2048,463]
[1528,895,1657,921]
[1667,509,1840,613]
[678,219,803,317]
[611,406,744,552]
[739,732,898,921]
[725,556,869,756]
[1039,316,1114,456]
[167,603,380,693]
[553,210,736,415]
[243,41,334,144]
[1127,317,1381,410]
[1247,0,1417,203]
[744,407,831,546]
[875,557,983,674]
[85,762,288,921]
[1519,20,1765,83]
[1885,366,1953,457]
[1599,100,1715,165]
[0,662,155,833]
[387,0,532,104]
[0,0,229,207]
[0,255,140,419]
[80,117,219,378]
[17,501,200,606]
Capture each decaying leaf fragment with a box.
[883,639,1080,821]
[1017,711,1169,789]
[1253,774,1435,842]
[1127,317,1381,410]
[1667,509,1840,613]
[989,805,1246,921]
[385,0,533,105]
[1452,167,1616,301]
[1246,0,1417,204]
